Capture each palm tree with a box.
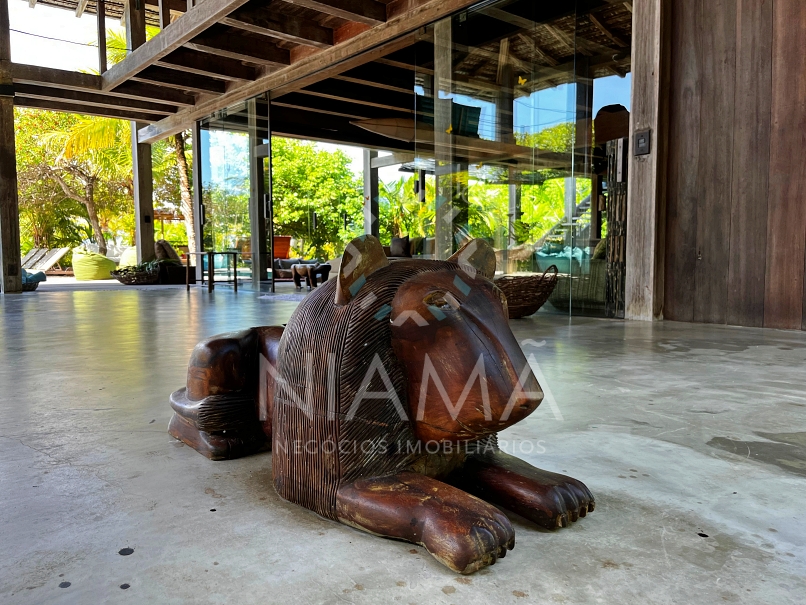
[40,117,132,254]
[97,29,198,254]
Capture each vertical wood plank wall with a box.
[664,0,806,330]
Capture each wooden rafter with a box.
[185,30,290,66]
[136,0,543,143]
[14,83,177,115]
[281,0,387,26]
[131,65,227,94]
[111,81,196,106]
[14,96,163,123]
[221,7,334,48]
[155,48,257,81]
[102,0,254,91]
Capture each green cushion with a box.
[72,247,116,280]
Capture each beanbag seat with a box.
[73,246,116,280]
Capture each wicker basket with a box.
[494,265,559,319]
[111,266,160,286]
[22,282,40,292]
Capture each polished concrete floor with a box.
[1,286,804,604]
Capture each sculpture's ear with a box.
[336,235,390,305]
[447,239,496,279]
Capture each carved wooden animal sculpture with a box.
[169,236,594,574]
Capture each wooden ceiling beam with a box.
[281,0,387,26]
[131,66,227,94]
[102,0,254,91]
[14,96,163,123]
[301,79,413,112]
[185,30,291,66]
[155,48,258,81]
[272,91,411,120]
[299,89,412,114]
[221,8,334,48]
[110,81,196,106]
[144,0,187,12]
[11,63,101,92]
[13,83,177,116]
[138,0,488,143]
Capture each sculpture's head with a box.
[337,236,542,444]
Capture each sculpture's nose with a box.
[461,289,543,422]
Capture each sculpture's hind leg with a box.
[168,326,283,460]
[446,450,594,529]
[336,471,514,574]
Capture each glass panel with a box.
[199,103,253,284]
[575,2,632,317]
[410,0,631,317]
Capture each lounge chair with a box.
[21,247,71,274]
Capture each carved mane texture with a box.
[272,260,464,520]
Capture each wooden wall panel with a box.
[693,0,735,324]
[664,0,806,330]
[727,0,772,327]
[764,0,806,330]
[663,0,700,322]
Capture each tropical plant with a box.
[377,176,435,242]
[271,138,363,259]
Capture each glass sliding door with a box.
[410,0,632,317]
[198,99,271,288]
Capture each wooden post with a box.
[131,122,155,263]
[158,0,171,29]
[0,0,21,294]
[97,0,107,74]
[625,0,671,321]
[125,1,153,264]
[248,98,269,287]
[125,0,146,51]
[363,148,379,238]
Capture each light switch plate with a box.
[634,129,651,156]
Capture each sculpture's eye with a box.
[423,291,461,310]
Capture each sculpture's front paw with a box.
[420,488,515,574]
[449,451,595,530]
[527,471,595,528]
[336,471,514,574]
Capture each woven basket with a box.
[495,265,559,319]
[111,266,160,286]
[22,282,40,292]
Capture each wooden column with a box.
[97,0,107,74]
[125,2,153,263]
[248,98,269,287]
[158,0,172,29]
[765,0,806,330]
[0,0,21,294]
[131,122,155,263]
[363,148,379,237]
[125,0,146,50]
[624,0,670,321]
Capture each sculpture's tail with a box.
[168,326,284,460]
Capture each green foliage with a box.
[515,122,576,153]
[271,138,363,259]
[378,176,435,241]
